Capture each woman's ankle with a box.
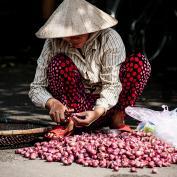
[111,111,125,128]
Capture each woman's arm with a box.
[28,39,54,108]
[94,29,126,112]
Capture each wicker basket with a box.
[0,118,52,149]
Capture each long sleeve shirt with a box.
[29,28,126,111]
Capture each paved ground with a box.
[0,57,177,177]
[1,149,177,177]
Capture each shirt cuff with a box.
[42,96,54,109]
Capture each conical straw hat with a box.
[36,0,118,38]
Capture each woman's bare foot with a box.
[111,111,133,132]
[111,111,125,128]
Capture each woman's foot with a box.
[45,119,75,139]
[111,111,133,132]
[111,111,125,128]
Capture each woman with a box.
[29,0,151,138]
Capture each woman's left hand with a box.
[72,107,105,127]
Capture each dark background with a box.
[0,0,177,67]
[0,0,177,109]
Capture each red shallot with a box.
[15,131,177,174]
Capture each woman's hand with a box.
[72,107,105,127]
[45,98,74,123]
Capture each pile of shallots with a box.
[15,131,177,173]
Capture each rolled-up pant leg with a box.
[115,52,151,111]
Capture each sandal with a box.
[45,119,75,139]
[117,124,133,132]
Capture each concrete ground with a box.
[0,57,177,177]
[1,149,177,177]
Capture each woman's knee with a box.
[125,52,151,81]
[47,53,76,79]
[139,53,151,78]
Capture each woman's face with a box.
[63,34,90,49]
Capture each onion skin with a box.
[46,155,53,162]
[24,152,30,158]
[30,152,38,160]
[152,168,158,174]
[15,149,23,154]
[130,167,137,172]
[113,166,119,171]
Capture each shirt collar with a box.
[59,30,103,55]
[83,30,102,50]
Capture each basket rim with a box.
[0,127,51,136]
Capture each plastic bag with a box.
[136,121,156,133]
[125,105,177,147]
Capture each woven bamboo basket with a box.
[0,118,52,149]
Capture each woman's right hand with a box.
[45,98,74,123]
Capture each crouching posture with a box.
[29,0,151,138]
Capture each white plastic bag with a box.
[125,105,177,147]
